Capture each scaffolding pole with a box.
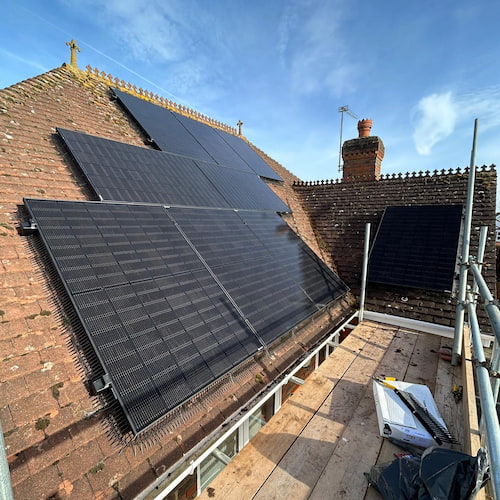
[0,421,13,500]
[452,119,479,365]
[472,226,489,307]
[359,223,371,322]
[467,294,500,499]
[469,261,500,343]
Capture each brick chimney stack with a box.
[342,119,384,180]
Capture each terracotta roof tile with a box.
[0,63,353,499]
[68,476,97,500]
[12,463,61,500]
[67,417,106,450]
[116,460,157,499]
[147,440,184,477]
[23,428,73,474]
[0,376,29,407]
[5,422,38,458]
[0,405,15,436]
[86,451,130,496]
[57,439,104,482]
[7,449,29,487]
[9,389,59,428]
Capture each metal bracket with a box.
[472,359,500,378]
[92,373,112,394]
[20,220,38,235]
[287,375,305,386]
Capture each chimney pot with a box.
[357,119,373,138]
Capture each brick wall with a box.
[294,168,497,327]
[342,136,384,180]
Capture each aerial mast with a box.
[338,105,358,172]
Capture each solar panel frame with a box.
[174,112,254,173]
[214,128,283,181]
[112,88,214,163]
[368,204,463,292]
[24,198,263,434]
[57,128,230,208]
[195,161,290,212]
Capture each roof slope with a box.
[294,169,497,327]
[0,65,352,499]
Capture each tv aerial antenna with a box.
[338,105,358,172]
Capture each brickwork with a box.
[342,136,385,180]
[294,168,497,327]
[0,65,353,499]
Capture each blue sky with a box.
[2,0,499,186]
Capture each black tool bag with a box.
[365,446,488,500]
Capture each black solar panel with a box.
[167,208,269,267]
[175,113,254,173]
[169,208,347,343]
[196,161,290,212]
[368,205,462,292]
[213,259,318,344]
[58,128,288,212]
[112,88,214,162]
[238,211,349,306]
[113,87,283,181]
[24,199,262,434]
[215,128,283,181]
[57,128,229,208]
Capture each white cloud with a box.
[0,48,48,73]
[412,86,500,156]
[277,1,300,65]
[412,92,458,155]
[72,0,189,63]
[459,85,500,131]
[279,0,358,97]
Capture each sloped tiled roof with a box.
[294,168,497,327]
[0,64,352,499]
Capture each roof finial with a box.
[237,120,243,136]
[66,39,80,68]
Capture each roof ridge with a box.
[0,64,75,94]
[245,140,301,182]
[292,164,497,186]
[84,65,239,136]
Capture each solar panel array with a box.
[112,88,283,180]
[25,198,348,433]
[23,88,351,434]
[57,128,289,213]
[368,205,462,292]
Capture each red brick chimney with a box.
[342,119,384,180]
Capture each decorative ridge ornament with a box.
[291,165,496,186]
[66,39,80,69]
[84,65,239,136]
